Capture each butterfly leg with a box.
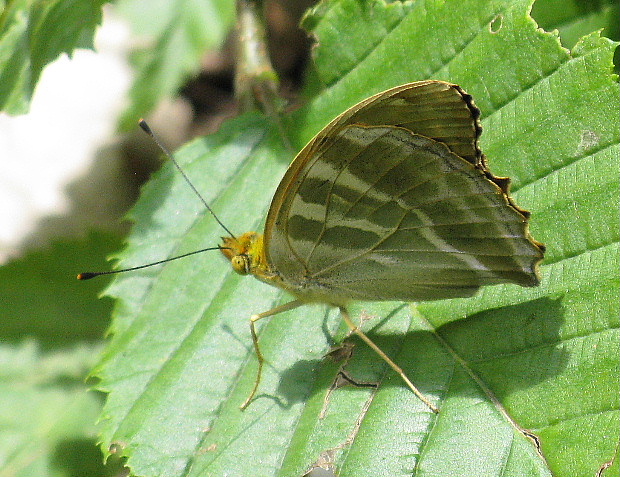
[240,299,305,410]
[339,307,439,413]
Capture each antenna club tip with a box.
[138,119,152,135]
[77,272,97,280]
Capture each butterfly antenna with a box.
[138,119,237,240]
[77,246,228,280]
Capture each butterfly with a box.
[80,80,544,412]
[219,80,545,412]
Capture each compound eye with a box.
[231,255,250,275]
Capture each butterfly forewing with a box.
[264,81,543,304]
[307,81,481,166]
[339,82,482,165]
[266,81,481,231]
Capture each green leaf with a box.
[0,0,107,114]
[0,341,102,477]
[0,234,119,345]
[531,0,619,49]
[115,0,235,129]
[0,235,124,476]
[94,1,619,476]
[301,0,417,86]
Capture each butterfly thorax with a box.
[221,232,352,306]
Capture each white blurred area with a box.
[0,7,132,264]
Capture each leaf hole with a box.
[304,449,338,477]
[109,442,126,454]
[577,130,600,154]
[490,15,503,33]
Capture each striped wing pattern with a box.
[265,82,544,303]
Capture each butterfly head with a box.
[220,232,268,277]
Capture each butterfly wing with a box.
[265,81,544,303]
